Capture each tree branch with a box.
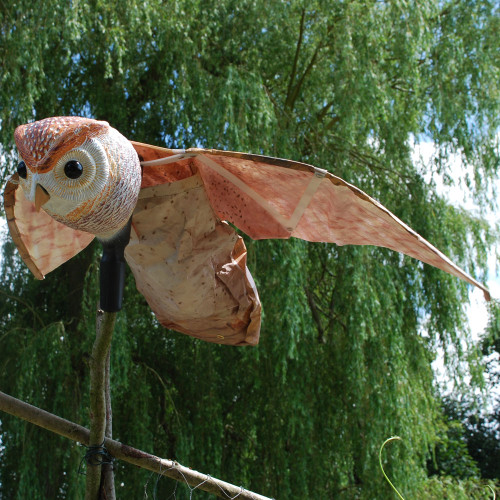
[286,41,323,111]
[140,361,181,426]
[285,15,340,112]
[0,390,273,500]
[100,349,116,499]
[305,288,326,343]
[85,310,117,500]
[285,8,306,109]
[316,99,336,123]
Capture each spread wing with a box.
[125,172,261,346]
[132,142,491,302]
[3,174,94,279]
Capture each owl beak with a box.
[34,184,51,212]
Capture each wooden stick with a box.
[0,390,273,500]
[85,310,117,500]
[100,349,116,499]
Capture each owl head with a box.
[14,116,141,240]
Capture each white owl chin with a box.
[20,126,142,240]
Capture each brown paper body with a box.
[125,174,261,346]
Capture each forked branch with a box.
[0,390,273,500]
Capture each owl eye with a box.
[49,141,109,203]
[17,161,27,179]
[64,160,83,179]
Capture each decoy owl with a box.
[4,116,490,346]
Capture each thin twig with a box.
[0,390,273,499]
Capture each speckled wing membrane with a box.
[129,142,262,345]
[4,174,94,279]
[133,142,491,302]
[125,174,261,346]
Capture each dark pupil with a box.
[64,160,83,179]
[17,161,27,179]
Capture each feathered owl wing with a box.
[132,142,491,303]
[3,174,94,279]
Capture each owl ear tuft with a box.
[3,174,94,278]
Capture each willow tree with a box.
[0,1,498,498]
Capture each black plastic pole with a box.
[98,219,132,312]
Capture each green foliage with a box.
[417,477,498,500]
[428,419,481,480]
[0,0,499,498]
[434,392,500,481]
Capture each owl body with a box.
[14,117,141,240]
[4,116,490,346]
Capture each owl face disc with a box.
[14,117,142,239]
